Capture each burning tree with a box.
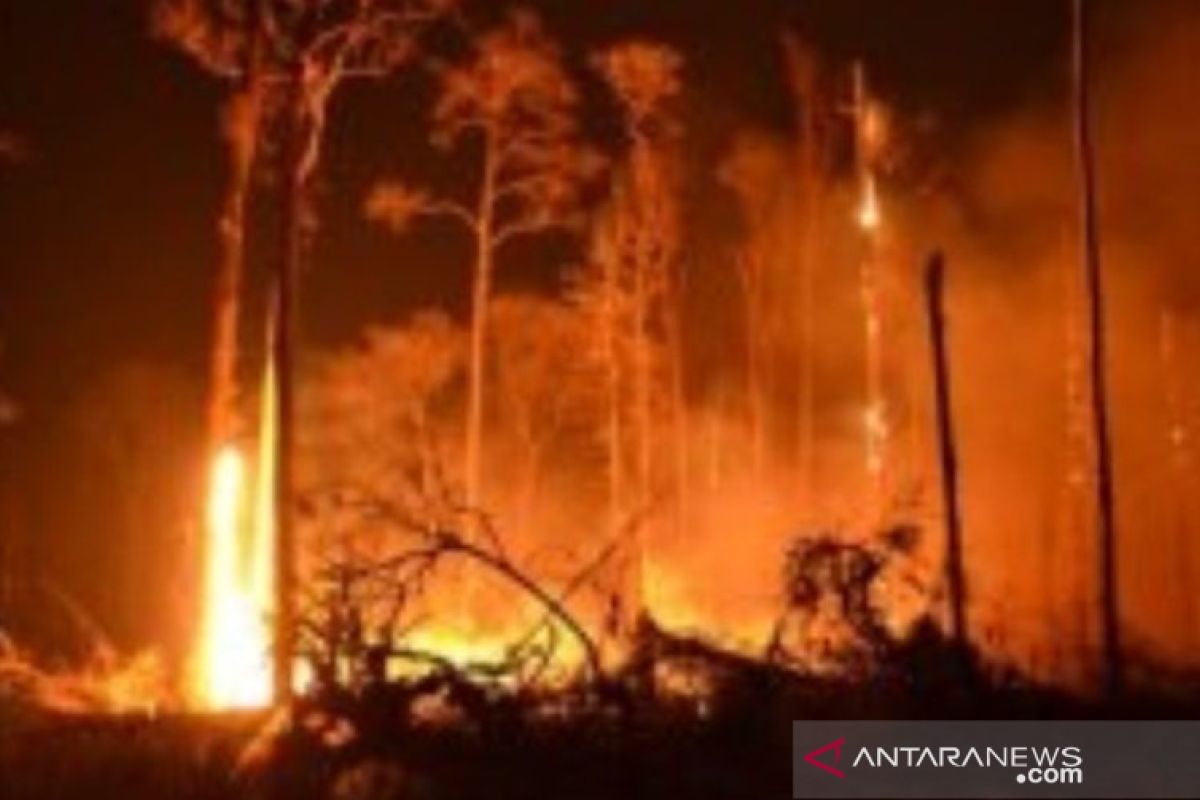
[366,9,602,523]
[155,0,457,706]
[576,42,684,635]
[489,295,598,541]
[718,132,794,481]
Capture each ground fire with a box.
[3,1,1200,799]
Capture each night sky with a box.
[0,0,1094,649]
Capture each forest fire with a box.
[4,1,1200,798]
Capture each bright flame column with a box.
[197,446,274,709]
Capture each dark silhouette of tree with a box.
[923,253,971,666]
[1071,0,1122,696]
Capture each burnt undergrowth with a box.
[5,621,1200,800]
[4,527,1200,800]
[7,573,1200,796]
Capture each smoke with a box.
[917,0,1200,678]
[658,0,1200,682]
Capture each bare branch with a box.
[365,182,478,234]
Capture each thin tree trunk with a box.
[465,132,497,517]
[207,3,265,454]
[603,250,623,540]
[272,84,304,707]
[923,252,970,662]
[1072,0,1122,697]
[628,253,650,622]
[272,67,329,705]
[782,33,821,513]
[798,134,820,514]
[739,253,767,479]
[633,261,652,510]
[668,266,688,537]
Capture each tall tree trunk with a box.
[602,248,624,540]
[740,253,766,479]
[924,252,970,663]
[1072,0,1122,696]
[272,86,302,707]
[633,261,652,512]
[782,33,821,514]
[797,124,820,515]
[628,254,650,622]
[272,68,329,705]
[207,5,265,454]
[668,265,688,538]
[465,132,497,517]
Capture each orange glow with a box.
[194,358,277,710]
[194,446,272,709]
[857,173,881,232]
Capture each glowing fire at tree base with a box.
[194,357,278,710]
[194,446,274,710]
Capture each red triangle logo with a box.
[804,737,847,779]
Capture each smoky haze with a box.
[0,0,1197,688]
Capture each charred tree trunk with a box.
[924,252,970,660]
[272,88,302,706]
[272,64,333,704]
[1072,0,1122,697]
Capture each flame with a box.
[194,358,277,710]
[857,173,881,231]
